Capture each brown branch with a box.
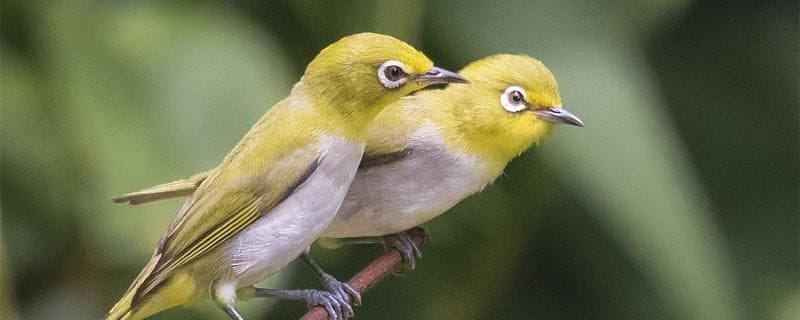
[299,228,429,320]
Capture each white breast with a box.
[323,124,489,238]
[226,135,364,287]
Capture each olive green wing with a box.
[112,170,214,205]
[359,148,413,168]
[111,148,412,210]
[110,147,409,208]
[133,148,319,300]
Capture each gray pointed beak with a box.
[534,107,584,127]
[414,66,469,84]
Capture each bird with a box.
[105,32,467,320]
[114,53,580,273]
[321,54,583,267]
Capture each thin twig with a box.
[299,228,429,320]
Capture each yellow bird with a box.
[106,33,466,320]
[114,54,581,268]
[323,54,583,265]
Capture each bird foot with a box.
[304,289,355,320]
[321,273,362,308]
[383,232,423,271]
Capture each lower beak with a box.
[534,107,584,127]
[414,66,469,84]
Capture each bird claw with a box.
[322,274,361,313]
[384,232,422,270]
[305,289,352,320]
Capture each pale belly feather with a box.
[323,127,488,238]
[224,136,363,288]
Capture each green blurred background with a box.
[1,0,797,319]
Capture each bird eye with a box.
[510,91,523,104]
[386,66,404,81]
[378,60,409,89]
[501,86,528,112]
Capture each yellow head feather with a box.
[303,33,436,124]
[426,54,573,177]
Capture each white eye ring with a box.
[378,60,409,89]
[501,86,528,112]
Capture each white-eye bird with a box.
[113,54,581,268]
[106,32,467,320]
[322,54,583,264]
[114,54,581,273]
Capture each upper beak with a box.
[534,107,584,127]
[414,66,469,84]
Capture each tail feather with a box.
[111,170,212,205]
[107,254,197,320]
[106,254,161,320]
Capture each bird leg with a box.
[251,287,352,320]
[336,230,423,270]
[300,253,362,307]
[219,303,245,320]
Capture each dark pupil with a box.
[385,66,404,81]
[511,91,523,104]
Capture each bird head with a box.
[440,54,582,166]
[303,33,467,117]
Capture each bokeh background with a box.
[1,0,797,319]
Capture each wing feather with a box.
[132,142,320,302]
[111,170,213,205]
[359,148,413,168]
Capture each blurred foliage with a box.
[1,0,797,319]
